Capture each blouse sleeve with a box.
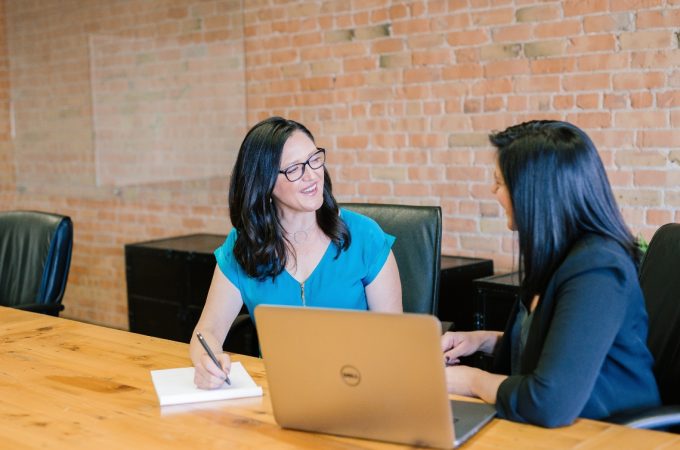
[353,214,395,285]
[214,229,242,291]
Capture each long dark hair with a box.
[490,120,640,300]
[228,116,350,280]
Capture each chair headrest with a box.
[0,210,73,307]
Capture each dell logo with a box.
[340,365,361,387]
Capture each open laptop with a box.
[254,305,496,449]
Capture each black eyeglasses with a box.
[278,148,326,182]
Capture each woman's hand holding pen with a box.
[192,332,232,389]
[195,351,232,389]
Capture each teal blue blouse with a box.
[214,209,395,320]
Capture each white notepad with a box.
[150,362,263,406]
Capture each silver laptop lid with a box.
[255,305,456,449]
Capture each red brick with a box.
[576,93,600,109]
[292,32,323,47]
[446,29,489,46]
[491,24,532,42]
[568,35,616,53]
[613,72,665,90]
[514,75,560,93]
[393,149,428,164]
[562,73,611,91]
[431,12,470,31]
[408,166,445,181]
[635,170,668,187]
[432,182,472,198]
[615,150,666,167]
[358,182,391,196]
[657,91,680,108]
[404,67,441,83]
[530,57,577,74]
[630,92,653,108]
[370,8,390,24]
[620,31,673,50]
[534,19,581,38]
[337,135,369,149]
[442,63,483,79]
[344,56,377,72]
[413,49,454,66]
[637,9,680,28]
[564,112,612,128]
[563,0,609,16]
[577,53,629,71]
[646,209,673,226]
[410,133,447,148]
[507,95,529,111]
[611,0,663,13]
[471,8,514,26]
[394,182,430,197]
[604,94,627,109]
[638,130,680,148]
[484,96,504,112]
[615,111,667,128]
[371,38,405,53]
[632,50,680,69]
[484,60,530,77]
[391,18,431,35]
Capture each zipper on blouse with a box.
[300,282,306,307]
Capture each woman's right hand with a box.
[193,351,232,389]
[190,268,244,389]
[441,331,492,365]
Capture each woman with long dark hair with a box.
[441,120,660,427]
[190,117,402,388]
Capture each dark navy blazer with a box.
[493,234,661,427]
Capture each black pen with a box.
[196,332,231,385]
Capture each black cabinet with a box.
[125,233,226,343]
[464,271,521,369]
[437,256,494,331]
[472,272,521,331]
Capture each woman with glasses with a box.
[440,120,660,427]
[190,116,402,388]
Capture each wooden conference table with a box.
[1,307,678,449]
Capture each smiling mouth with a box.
[301,183,317,194]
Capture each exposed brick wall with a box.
[0,0,15,196]
[2,0,680,328]
[243,0,680,267]
[0,0,239,327]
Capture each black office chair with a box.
[223,203,443,356]
[608,223,680,431]
[341,203,442,315]
[0,210,73,316]
[223,312,260,357]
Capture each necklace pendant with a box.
[293,230,308,244]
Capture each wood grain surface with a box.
[1,307,677,449]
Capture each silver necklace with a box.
[286,223,316,244]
